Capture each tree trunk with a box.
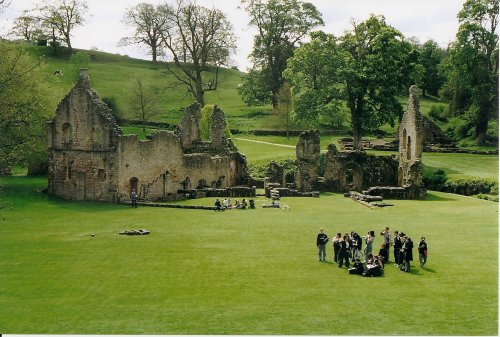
[351,97,364,151]
[195,74,205,107]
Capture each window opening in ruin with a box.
[98,169,106,181]
[402,129,407,151]
[63,123,73,145]
[130,177,139,194]
[407,136,412,160]
[66,166,72,180]
[346,168,354,186]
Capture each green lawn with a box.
[0,176,497,335]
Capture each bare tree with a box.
[119,3,169,63]
[128,76,162,133]
[35,0,89,52]
[158,0,236,106]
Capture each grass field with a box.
[0,175,497,335]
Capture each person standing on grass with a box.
[364,231,375,263]
[393,230,402,267]
[418,237,428,269]
[401,236,414,272]
[338,234,350,268]
[332,232,342,262]
[316,228,329,262]
[380,226,391,262]
[131,189,138,208]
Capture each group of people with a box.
[214,198,255,211]
[316,226,429,274]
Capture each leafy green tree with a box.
[119,3,169,63]
[9,14,45,41]
[448,0,498,145]
[419,40,447,97]
[0,42,50,169]
[199,104,232,140]
[158,0,236,107]
[240,0,323,108]
[276,82,292,138]
[285,16,420,150]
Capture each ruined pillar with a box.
[295,129,320,192]
[180,102,202,150]
[398,85,426,198]
[210,105,228,151]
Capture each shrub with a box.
[423,169,448,190]
[442,177,498,196]
[429,105,448,123]
[475,194,499,202]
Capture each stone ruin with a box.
[295,129,321,192]
[47,69,251,202]
[286,85,426,200]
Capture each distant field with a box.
[0,176,497,335]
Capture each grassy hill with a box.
[30,45,454,135]
[28,46,283,131]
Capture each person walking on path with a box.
[418,237,428,269]
[131,189,138,208]
[316,228,329,262]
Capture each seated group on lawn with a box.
[317,227,428,276]
[214,198,255,210]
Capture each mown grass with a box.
[0,175,497,335]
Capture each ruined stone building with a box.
[268,86,425,199]
[47,69,249,202]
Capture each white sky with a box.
[1,0,465,71]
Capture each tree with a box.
[449,0,498,145]
[35,0,89,52]
[276,82,292,138]
[0,41,50,169]
[128,76,162,133]
[119,3,169,63]
[419,40,447,97]
[240,0,323,109]
[9,14,45,41]
[285,16,420,150]
[158,0,236,106]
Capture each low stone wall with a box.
[364,185,426,200]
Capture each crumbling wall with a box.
[210,105,228,151]
[324,144,398,192]
[47,69,121,201]
[295,129,320,192]
[48,71,250,203]
[180,102,202,150]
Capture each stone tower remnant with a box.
[295,129,320,192]
[397,85,426,198]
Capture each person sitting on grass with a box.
[241,199,248,209]
[214,198,223,211]
[249,199,255,209]
[362,253,384,277]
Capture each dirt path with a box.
[234,138,295,148]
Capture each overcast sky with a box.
[1,0,465,70]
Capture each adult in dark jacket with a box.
[418,237,428,269]
[338,234,350,268]
[393,231,402,266]
[316,228,329,262]
[401,236,414,272]
[332,232,342,262]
